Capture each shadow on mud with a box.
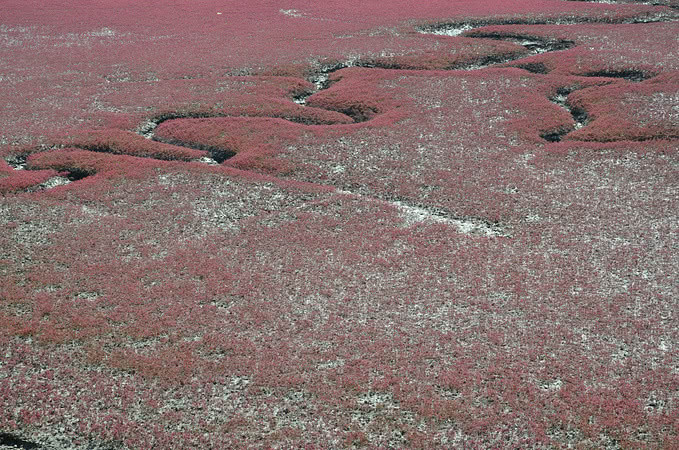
[0,432,41,449]
[541,87,589,142]
[580,69,657,82]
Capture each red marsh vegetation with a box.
[1,0,678,448]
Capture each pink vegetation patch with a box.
[1,0,678,448]
[0,169,59,194]
[567,72,679,141]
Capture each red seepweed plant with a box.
[1,0,678,448]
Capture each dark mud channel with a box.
[542,87,590,142]
[0,432,41,449]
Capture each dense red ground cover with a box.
[1,0,678,448]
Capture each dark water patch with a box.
[570,105,589,129]
[0,432,41,449]
[292,90,315,105]
[515,62,550,74]
[62,167,95,181]
[554,87,589,128]
[333,105,381,123]
[580,69,656,82]
[540,129,569,142]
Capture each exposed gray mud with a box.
[310,62,357,91]
[292,61,360,105]
[393,200,510,237]
[564,0,676,6]
[336,190,510,237]
[465,32,575,55]
[5,154,27,170]
[26,176,72,192]
[416,13,678,34]
[541,87,589,142]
